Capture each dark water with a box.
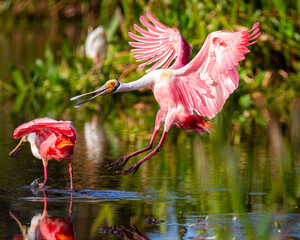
[0,22,300,240]
[1,107,300,239]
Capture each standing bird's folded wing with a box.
[173,23,261,119]
[13,117,77,143]
[129,11,192,72]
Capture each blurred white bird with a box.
[84,116,107,163]
[85,26,108,64]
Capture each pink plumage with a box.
[129,12,192,72]
[129,12,260,119]
[13,117,77,143]
[123,15,259,174]
[173,22,260,119]
[10,117,76,189]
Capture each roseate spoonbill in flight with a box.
[85,25,108,64]
[71,12,260,175]
[9,117,77,189]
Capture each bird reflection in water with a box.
[10,190,75,240]
[84,116,107,163]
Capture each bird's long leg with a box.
[105,129,159,169]
[68,158,73,190]
[115,131,167,175]
[105,109,165,169]
[40,165,48,189]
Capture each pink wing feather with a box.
[174,23,261,119]
[13,117,77,143]
[129,12,191,73]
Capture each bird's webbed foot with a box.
[105,155,130,169]
[115,163,140,175]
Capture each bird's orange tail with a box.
[201,120,214,133]
[193,116,214,134]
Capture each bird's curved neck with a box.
[27,133,42,159]
[116,72,156,93]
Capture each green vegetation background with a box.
[0,0,299,143]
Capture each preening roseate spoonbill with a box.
[85,25,108,64]
[71,12,260,175]
[9,117,77,189]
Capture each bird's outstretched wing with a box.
[173,23,260,119]
[13,117,77,143]
[129,12,191,73]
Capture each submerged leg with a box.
[68,192,73,218]
[105,109,165,169]
[42,189,48,217]
[115,131,168,175]
[105,129,159,169]
[68,159,73,190]
[40,165,48,189]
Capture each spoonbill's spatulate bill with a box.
[71,12,260,175]
[9,117,77,189]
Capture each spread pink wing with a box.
[13,117,77,143]
[174,23,260,119]
[129,12,191,73]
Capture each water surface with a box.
[1,110,299,239]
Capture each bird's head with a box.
[105,79,120,93]
[70,79,120,108]
[9,136,28,158]
[9,133,38,158]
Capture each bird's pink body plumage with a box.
[81,12,260,174]
[12,117,76,189]
[129,12,192,72]
[128,13,260,135]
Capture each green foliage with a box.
[0,0,299,139]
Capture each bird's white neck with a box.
[27,133,42,159]
[115,71,157,93]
